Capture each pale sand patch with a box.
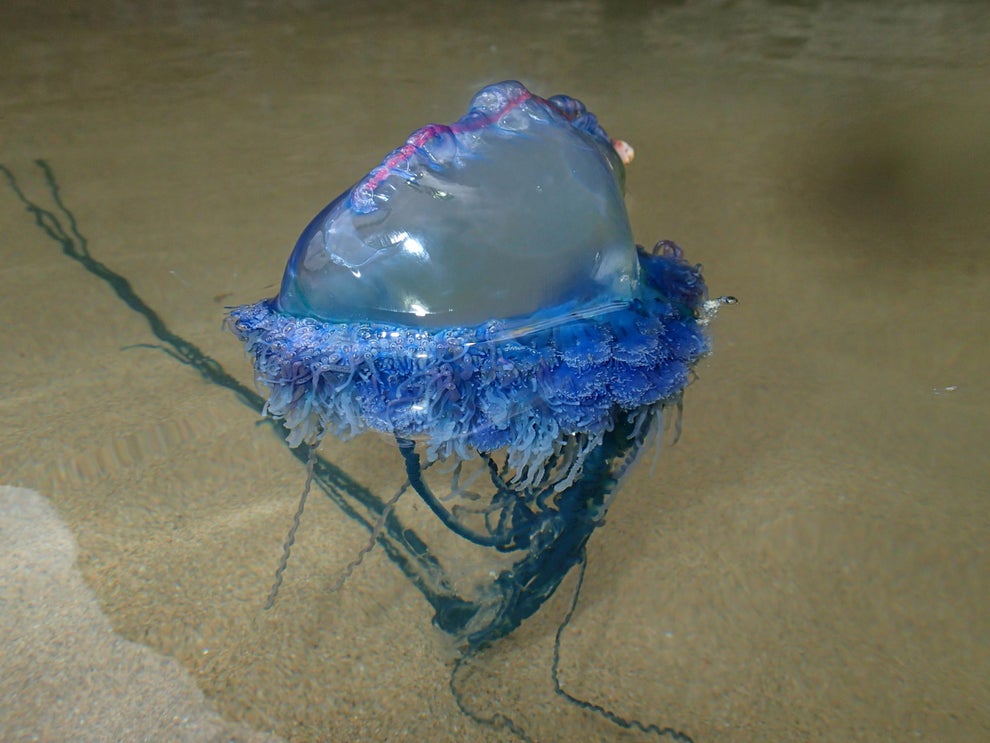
[0,485,281,743]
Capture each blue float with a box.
[228,81,721,649]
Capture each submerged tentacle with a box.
[328,478,408,593]
[264,442,319,610]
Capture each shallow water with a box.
[1,1,988,741]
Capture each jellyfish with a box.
[227,81,722,650]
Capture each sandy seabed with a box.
[1,1,988,741]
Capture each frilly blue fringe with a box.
[227,245,710,490]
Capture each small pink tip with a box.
[612,139,635,165]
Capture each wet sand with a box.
[1,1,988,741]
[0,486,279,743]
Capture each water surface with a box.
[1,1,987,741]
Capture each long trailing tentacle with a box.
[552,552,696,742]
[264,442,319,610]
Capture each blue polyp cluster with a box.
[228,245,709,492]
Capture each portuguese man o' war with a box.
[227,80,727,651]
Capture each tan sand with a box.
[0,485,280,743]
